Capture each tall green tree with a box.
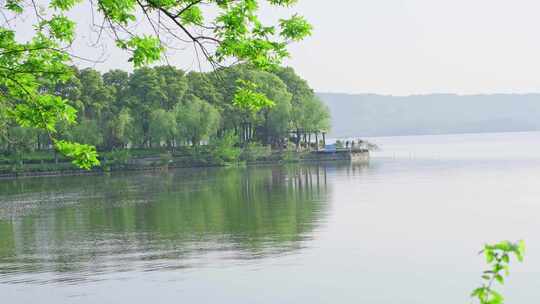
[176,94,221,146]
[154,66,188,110]
[274,67,330,146]
[102,70,130,149]
[78,68,114,120]
[149,109,177,147]
[274,67,315,131]
[106,108,133,149]
[127,67,163,147]
[246,70,292,145]
[103,70,130,108]
[65,119,104,147]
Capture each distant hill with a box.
[318,93,540,138]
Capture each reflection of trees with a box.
[341,163,371,177]
[0,222,14,259]
[0,165,330,282]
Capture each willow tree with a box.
[0,0,312,168]
[175,94,220,146]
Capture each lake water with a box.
[1,131,540,303]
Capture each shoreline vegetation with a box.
[1,65,333,177]
[0,146,368,179]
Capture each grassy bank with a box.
[0,145,318,179]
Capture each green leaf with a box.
[124,36,163,67]
[489,290,504,304]
[12,95,77,132]
[5,0,23,13]
[279,14,313,41]
[471,287,485,298]
[55,140,100,170]
[518,240,526,260]
[493,241,512,251]
[485,249,495,263]
[50,0,81,11]
[180,5,204,25]
[46,15,76,42]
[97,0,137,25]
[233,80,275,112]
[503,265,510,276]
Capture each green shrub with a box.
[240,142,272,162]
[106,149,132,166]
[209,132,241,165]
[282,146,300,163]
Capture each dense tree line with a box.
[1,0,312,168]
[0,65,330,155]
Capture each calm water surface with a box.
[1,132,540,303]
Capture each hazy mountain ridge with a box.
[318,93,540,137]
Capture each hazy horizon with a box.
[319,92,540,138]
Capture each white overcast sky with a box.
[64,0,540,95]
